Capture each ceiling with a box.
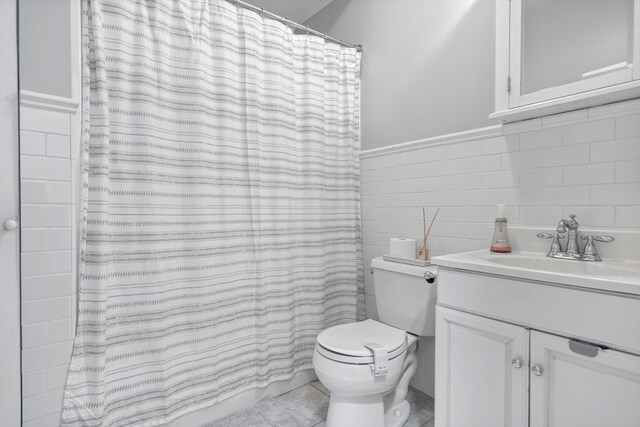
[240,0,334,24]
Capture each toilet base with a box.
[384,399,410,427]
[326,393,386,427]
[324,394,412,427]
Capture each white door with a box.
[0,0,22,425]
[530,330,640,427]
[435,306,529,427]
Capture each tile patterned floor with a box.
[207,380,434,427]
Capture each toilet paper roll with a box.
[389,238,416,259]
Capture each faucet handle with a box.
[579,235,614,260]
[538,232,564,256]
[581,235,615,243]
[537,232,565,239]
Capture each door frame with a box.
[0,0,22,425]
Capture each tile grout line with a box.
[309,380,330,397]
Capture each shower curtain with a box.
[62,0,362,425]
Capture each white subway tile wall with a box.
[361,99,640,320]
[20,105,78,426]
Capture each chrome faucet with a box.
[537,214,614,261]
[556,214,580,256]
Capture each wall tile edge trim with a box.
[20,90,80,113]
[362,98,640,159]
[361,125,503,159]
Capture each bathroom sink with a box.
[487,255,640,277]
[432,250,640,295]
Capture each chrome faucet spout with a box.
[556,214,579,233]
[555,220,568,234]
[556,214,580,255]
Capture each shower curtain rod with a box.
[230,0,363,52]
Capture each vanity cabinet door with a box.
[529,330,640,427]
[435,306,529,427]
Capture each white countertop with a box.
[431,249,640,296]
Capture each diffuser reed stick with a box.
[418,207,439,261]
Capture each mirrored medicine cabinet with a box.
[492,0,640,122]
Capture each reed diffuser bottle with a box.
[490,204,512,253]
[418,207,439,261]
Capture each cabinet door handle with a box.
[568,339,599,358]
[531,365,543,376]
[511,357,522,369]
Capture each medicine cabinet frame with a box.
[491,0,640,122]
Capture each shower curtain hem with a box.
[142,363,315,427]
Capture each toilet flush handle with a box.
[364,343,389,377]
[424,271,436,284]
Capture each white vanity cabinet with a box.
[434,267,640,427]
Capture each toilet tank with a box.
[370,257,437,337]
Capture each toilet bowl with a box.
[313,320,420,427]
[313,257,437,427]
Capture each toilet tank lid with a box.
[371,256,437,277]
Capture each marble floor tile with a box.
[310,380,330,397]
[402,402,434,427]
[407,387,435,413]
[395,387,434,427]
[205,384,329,427]
[204,381,434,427]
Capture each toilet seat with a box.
[316,319,407,364]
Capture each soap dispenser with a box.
[490,204,512,253]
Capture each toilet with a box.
[313,257,437,427]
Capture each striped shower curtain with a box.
[61,0,362,425]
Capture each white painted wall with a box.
[19,0,72,98]
[242,0,335,23]
[305,0,495,150]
